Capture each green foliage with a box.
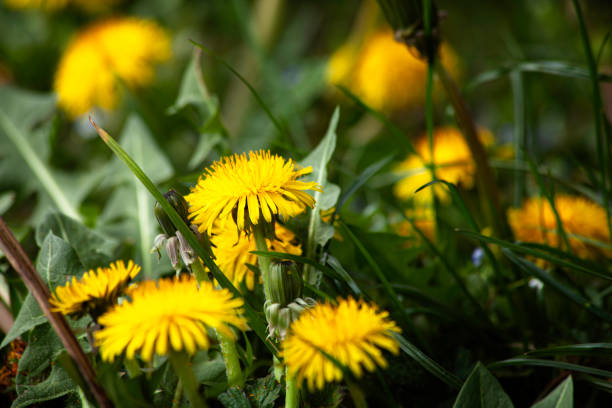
[218,375,281,408]
[452,363,514,408]
[532,376,573,408]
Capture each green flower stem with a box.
[171,379,183,408]
[169,352,207,408]
[285,371,299,408]
[217,331,244,387]
[253,224,272,301]
[191,258,209,283]
[124,358,141,378]
[190,259,243,387]
[347,381,368,408]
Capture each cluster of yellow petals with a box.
[395,206,436,245]
[4,0,118,11]
[49,260,140,318]
[393,126,494,204]
[508,195,612,261]
[54,17,171,117]
[328,30,460,112]
[95,276,247,362]
[211,221,302,290]
[186,150,322,234]
[281,297,400,390]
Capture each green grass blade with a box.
[0,110,81,222]
[333,155,393,220]
[527,343,612,358]
[571,0,612,243]
[394,333,463,390]
[189,40,293,150]
[503,248,612,323]
[510,69,526,207]
[457,230,612,282]
[523,153,572,253]
[489,357,612,378]
[90,119,276,357]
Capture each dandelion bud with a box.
[269,261,303,307]
[265,297,316,340]
[155,189,190,236]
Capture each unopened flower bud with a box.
[269,261,302,307]
[155,189,191,237]
[264,297,316,340]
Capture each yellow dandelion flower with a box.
[186,150,322,234]
[351,30,459,112]
[393,126,493,203]
[54,17,171,117]
[281,297,400,390]
[508,195,612,260]
[49,260,140,319]
[327,43,360,86]
[211,221,302,290]
[396,206,436,245]
[95,276,247,362]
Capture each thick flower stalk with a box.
[49,260,140,320]
[54,17,170,117]
[281,297,401,391]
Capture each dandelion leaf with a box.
[453,362,514,408]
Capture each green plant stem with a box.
[0,110,82,222]
[191,258,209,283]
[172,379,183,408]
[190,259,243,387]
[285,371,299,408]
[347,381,368,408]
[218,332,244,387]
[435,63,509,238]
[124,358,141,378]
[253,224,272,301]
[571,0,612,243]
[169,352,208,408]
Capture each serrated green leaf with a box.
[218,387,251,408]
[532,376,573,408]
[453,362,514,408]
[301,107,340,285]
[35,213,116,270]
[1,232,82,348]
[11,365,75,408]
[246,375,281,408]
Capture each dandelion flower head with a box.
[393,126,494,204]
[49,260,140,319]
[211,220,302,290]
[508,195,612,261]
[54,17,170,117]
[350,30,459,112]
[281,297,400,390]
[186,150,322,234]
[95,276,247,362]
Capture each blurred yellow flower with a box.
[393,126,494,203]
[49,260,140,319]
[186,150,321,234]
[508,195,612,260]
[54,17,171,117]
[329,30,459,112]
[281,297,400,390]
[211,221,302,290]
[95,276,247,362]
[395,206,436,244]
